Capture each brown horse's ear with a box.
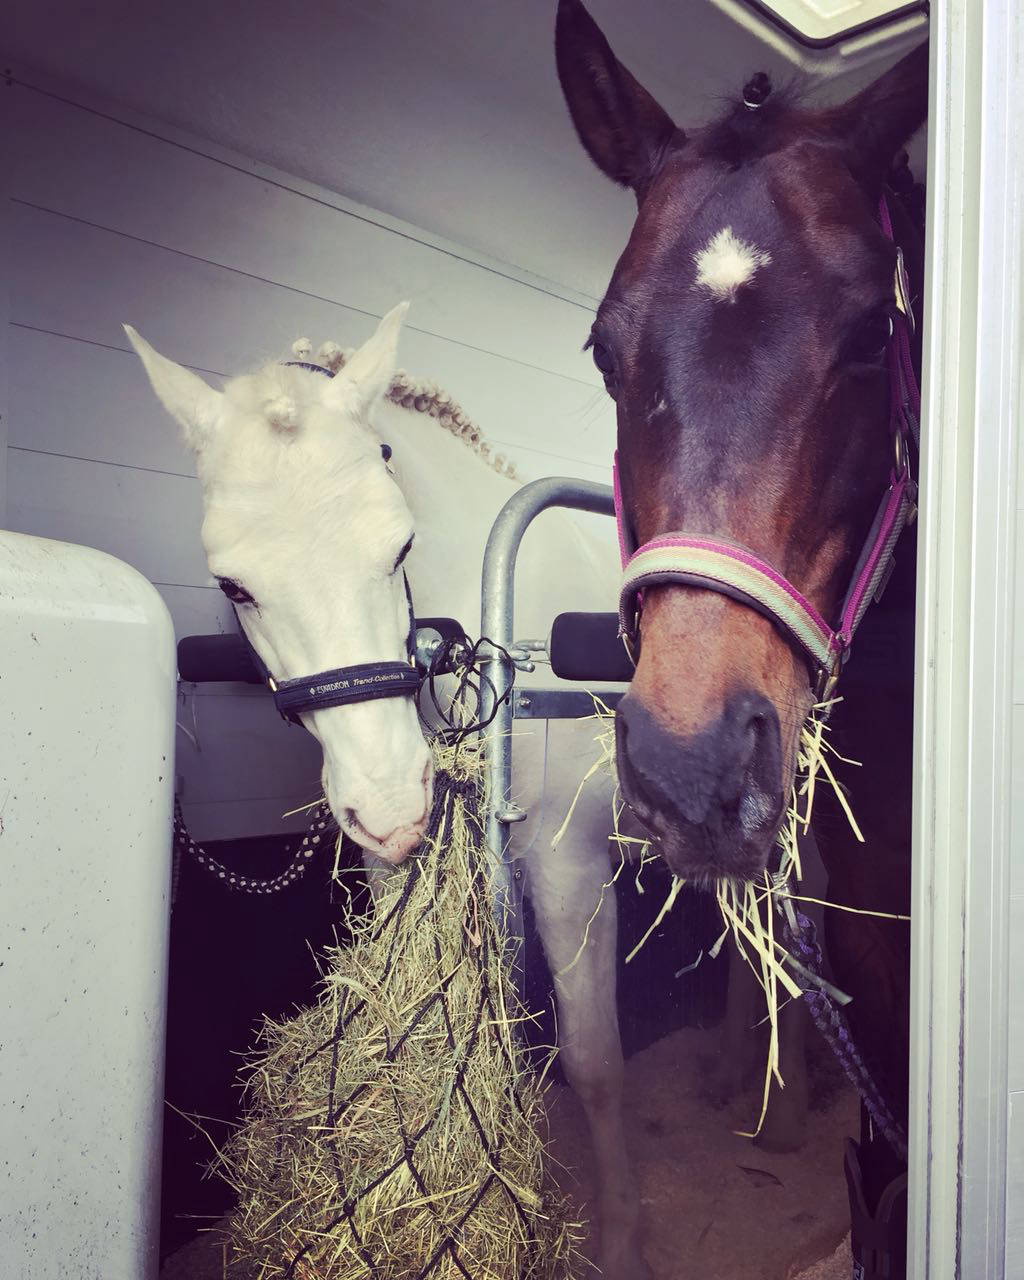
[830,42,929,189]
[555,0,681,197]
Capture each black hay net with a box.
[219,761,576,1280]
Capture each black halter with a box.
[246,358,422,725]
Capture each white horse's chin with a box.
[323,755,434,866]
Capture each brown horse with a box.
[556,2,926,1276]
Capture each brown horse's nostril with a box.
[615,691,783,876]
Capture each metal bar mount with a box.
[478,477,616,956]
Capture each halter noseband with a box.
[615,195,920,700]
[250,569,422,726]
[243,359,422,725]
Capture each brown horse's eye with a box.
[586,336,619,396]
[217,577,256,606]
[850,311,894,363]
[590,341,615,375]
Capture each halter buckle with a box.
[893,429,909,478]
[815,634,850,704]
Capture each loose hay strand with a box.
[219,737,581,1280]
[624,876,684,964]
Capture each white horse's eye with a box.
[217,577,256,606]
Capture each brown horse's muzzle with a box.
[615,688,784,881]
[612,585,809,881]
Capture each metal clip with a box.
[494,804,528,824]
[512,638,550,668]
[413,626,443,671]
[506,650,536,674]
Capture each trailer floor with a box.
[544,1025,858,1280]
[161,1024,856,1280]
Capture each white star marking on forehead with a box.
[693,226,771,301]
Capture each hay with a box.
[564,698,883,1140]
[219,739,581,1280]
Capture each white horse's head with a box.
[127,305,432,863]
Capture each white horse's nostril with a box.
[377,821,427,864]
[343,807,428,865]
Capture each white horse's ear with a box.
[325,302,408,413]
[124,324,223,449]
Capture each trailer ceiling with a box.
[1,0,923,298]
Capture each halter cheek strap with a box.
[237,571,420,725]
[616,194,920,698]
[238,354,421,724]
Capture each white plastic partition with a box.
[0,531,176,1280]
[909,3,1024,1277]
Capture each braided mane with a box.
[289,338,519,482]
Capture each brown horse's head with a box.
[556,0,927,882]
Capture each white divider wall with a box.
[2,73,616,840]
[908,3,1024,1275]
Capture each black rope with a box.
[417,634,518,744]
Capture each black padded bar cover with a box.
[413,617,468,644]
[177,635,262,684]
[549,612,634,683]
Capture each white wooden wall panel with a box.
[4,78,616,839]
[181,796,328,843]
[6,449,208,586]
[174,694,323,806]
[9,327,196,476]
[11,208,609,468]
[158,583,235,642]
[8,84,603,387]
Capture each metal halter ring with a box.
[893,430,907,476]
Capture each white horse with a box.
[128,305,651,1279]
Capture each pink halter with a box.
[615,196,920,699]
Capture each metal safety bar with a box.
[478,477,617,956]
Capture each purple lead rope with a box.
[780,908,908,1160]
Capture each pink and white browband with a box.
[615,196,919,699]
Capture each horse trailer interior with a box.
[1,2,1021,1278]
